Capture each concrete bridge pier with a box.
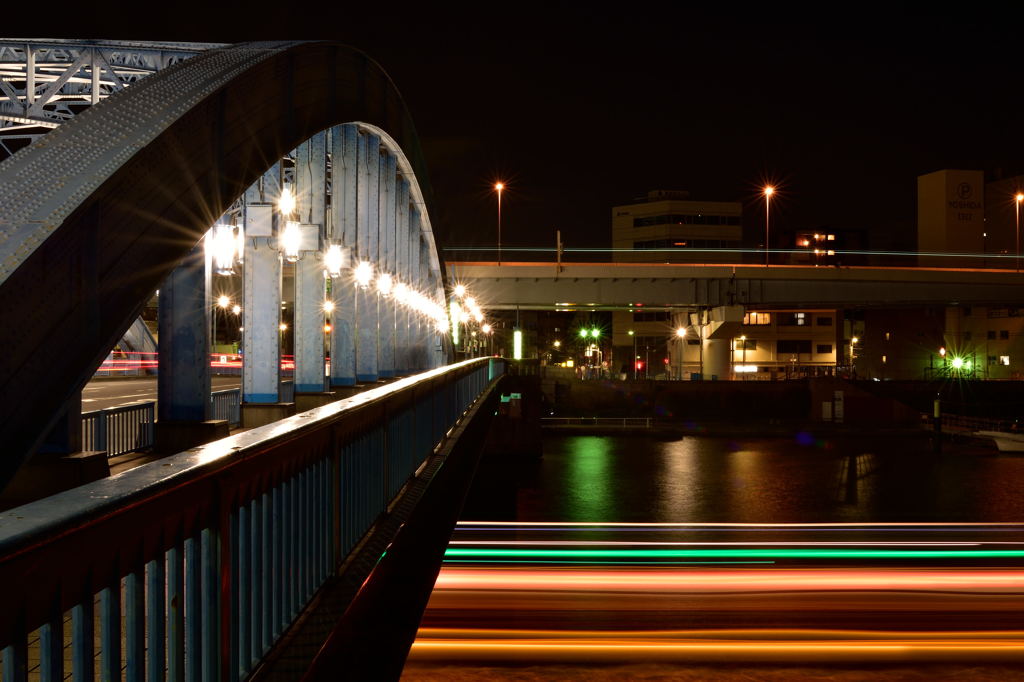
[701,338,731,381]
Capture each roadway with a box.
[82,376,241,412]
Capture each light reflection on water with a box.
[503,434,1024,523]
[404,434,1024,680]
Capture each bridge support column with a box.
[240,167,292,429]
[355,131,380,383]
[293,135,328,397]
[379,151,397,378]
[395,178,411,375]
[156,238,228,452]
[701,338,730,381]
[330,125,358,388]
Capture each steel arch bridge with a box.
[0,40,452,489]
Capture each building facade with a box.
[612,190,744,263]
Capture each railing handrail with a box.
[0,357,499,676]
[3,358,490,549]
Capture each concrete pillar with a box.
[293,134,327,394]
[242,166,282,404]
[330,124,358,387]
[379,151,397,378]
[702,338,730,381]
[356,132,380,383]
[158,239,211,422]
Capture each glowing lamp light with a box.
[590,328,600,338]
[353,261,374,289]
[474,311,484,323]
[1017,193,1024,203]
[482,323,492,334]
[324,244,347,278]
[513,329,523,360]
[278,187,296,216]
[454,284,466,298]
[217,294,231,309]
[675,327,687,338]
[279,323,288,332]
[939,346,946,357]
[210,224,238,275]
[579,329,588,339]
[324,324,331,333]
[951,356,964,369]
[377,272,394,296]
[281,221,302,262]
[394,283,409,304]
[735,364,758,373]
[323,300,335,313]
[764,185,775,197]
[465,296,476,309]
[232,305,241,315]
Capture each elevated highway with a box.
[446,261,1024,310]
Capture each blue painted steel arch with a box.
[0,40,450,488]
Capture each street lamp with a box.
[764,186,774,267]
[628,330,636,380]
[1015,193,1022,272]
[494,182,504,266]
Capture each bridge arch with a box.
[0,40,450,487]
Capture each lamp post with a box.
[628,330,636,380]
[495,182,504,266]
[1015,193,1022,272]
[764,186,774,267]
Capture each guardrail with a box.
[211,388,241,427]
[542,417,652,428]
[0,357,501,681]
[82,402,156,456]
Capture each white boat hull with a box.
[974,430,1024,452]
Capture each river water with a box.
[402,432,1024,680]
[502,433,1024,524]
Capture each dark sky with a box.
[26,5,1024,256]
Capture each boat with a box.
[974,430,1024,452]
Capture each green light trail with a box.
[444,548,1024,560]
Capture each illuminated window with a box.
[778,312,806,326]
[882,355,888,364]
[743,312,771,325]
[884,332,892,341]
[1000,355,1011,366]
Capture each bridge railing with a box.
[0,357,501,681]
[211,388,241,427]
[82,402,157,457]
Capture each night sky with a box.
[20,6,1024,256]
